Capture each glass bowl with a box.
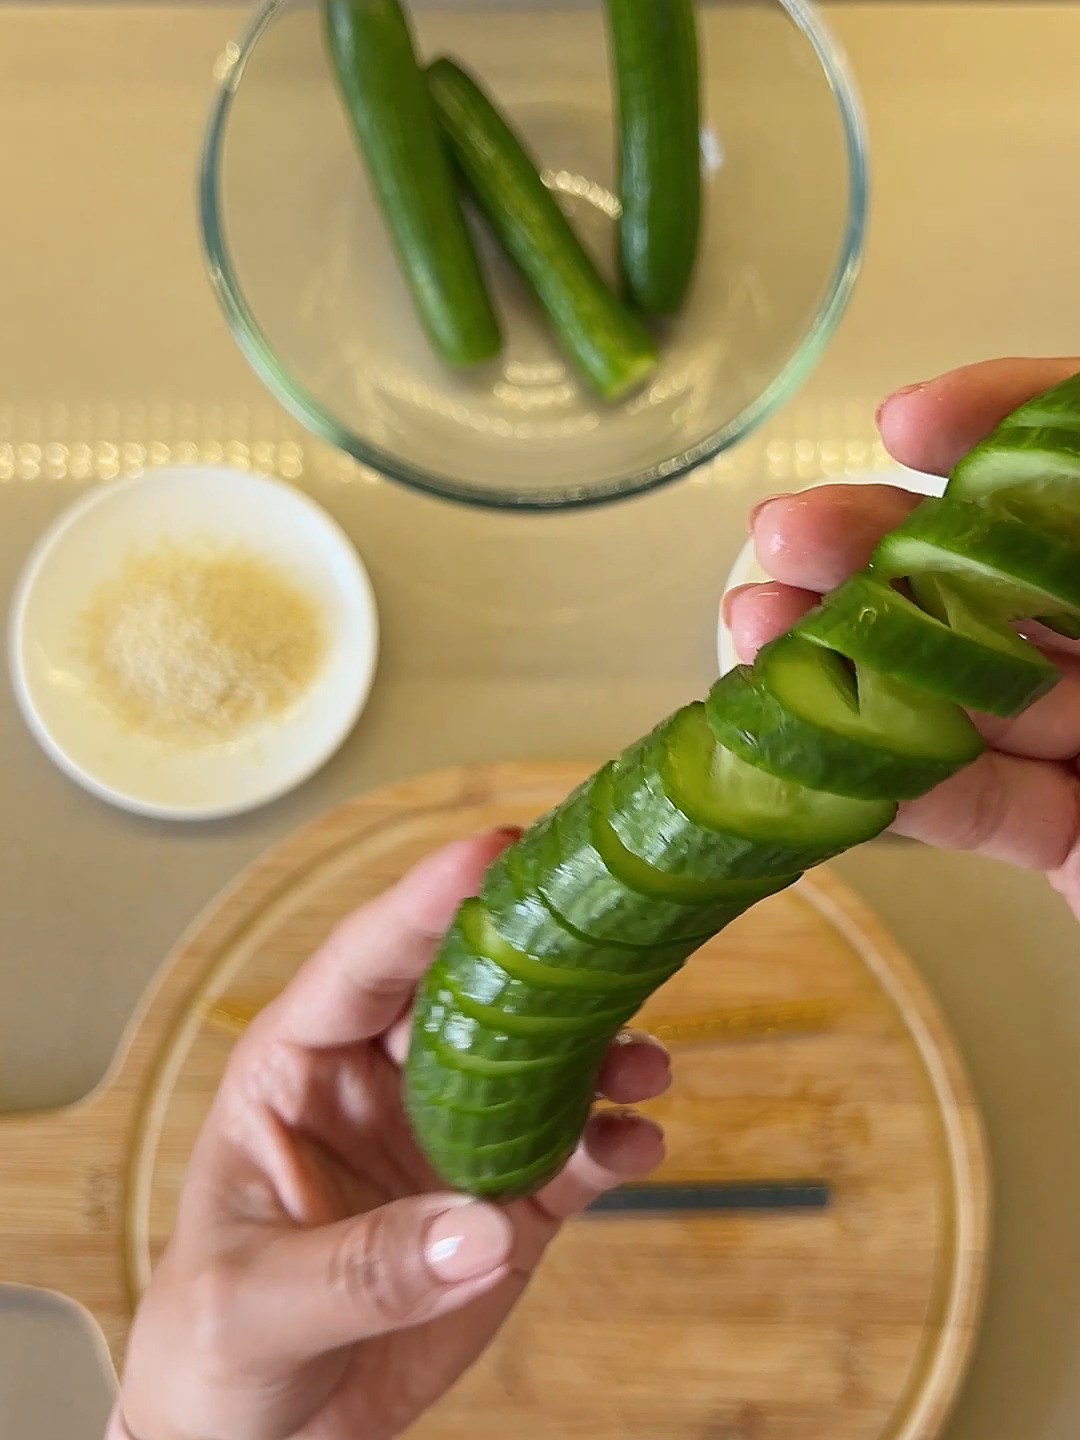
[199,0,868,510]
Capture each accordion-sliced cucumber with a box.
[403,370,1080,1199]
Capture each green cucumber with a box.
[947,375,1080,541]
[795,571,1058,717]
[610,703,893,881]
[404,369,1080,1200]
[704,636,983,801]
[403,1075,585,1150]
[593,762,791,904]
[999,372,1080,430]
[603,0,702,313]
[323,0,501,368]
[484,840,701,975]
[414,1116,586,1197]
[872,496,1080,621]
[458,898,685,1010]
[407,1021,603,1116]
[427,953,636,1049]
[522,774,750,946]
[425,57,658,402]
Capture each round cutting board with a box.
[0,762,988,1440]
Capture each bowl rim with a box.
[197,0,870,512]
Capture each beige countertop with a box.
[3,3,1080,1437]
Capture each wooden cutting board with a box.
[0,761,988,1440]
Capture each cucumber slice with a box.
[523,776,752,946]
[403,1074,577,1148]
[424,959,617,1059]
[592,762,783,904]
[459,898,684,1007]
[418,981,606,1078]
[483,842,700,974]
[796,571,1058,717]
[998,371,1080,429]
[426,57,658,402]
[603,0,702,313]
[705,637,984,801]
[413,1112,586,1198]
[1036,613,1080,640]
[668,702,895,850]
[323,0,501,368]
[433,929,642,1038]
[610,703,892,881]
[608,724,795,887]
[404,1079,589,1154]
[445,979,634,1045]
[407,1020,602,1116]
[405,1023,599,1196]
[407,1079,588,1159]
[947,418,1080,541]
[872,496,1080,620]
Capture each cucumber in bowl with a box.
[604,0,703,314]
[323,0,502,369]
[426,56,659,404]
[323,0,704,399]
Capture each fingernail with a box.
[720,583,753,629]
[875,381,927,427]
[494,825,523,845]
[592,1105,642,1133]
[425,1202,513,1284]
[720,590,734,628]
[612,1027,671,1060]
[747,492,791,533]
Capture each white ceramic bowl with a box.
[8,466,379,820]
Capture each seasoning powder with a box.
[75,539,327,745]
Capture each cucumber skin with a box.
[604,0,702,314]
[484,841,701,975]
[874,496,1080,618]
[706,660,982,802]
[796,571,1058,718]
[404,370,1080,1200]
[610,705,892,880]
[426,57,658,403]
[523,775,755,946]
[323,0,501,368]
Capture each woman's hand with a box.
[725,355,1080,920]
[109,827,670,1440]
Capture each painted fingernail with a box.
[875,381,927,427]
[493,825,523,845]
[747,492,792,532]
[613,1027,671,1060]
[425,1202,513,1284]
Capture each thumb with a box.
[243,1194,515,1361]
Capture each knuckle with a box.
[240,1038,313,1126]
[325,1207,431,1330]
[962,755,1010,852]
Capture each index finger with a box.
[878,356,1080,476]
[253,827,518,1049]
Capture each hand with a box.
[109,827,669,1440]
[724,355,1080,920]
